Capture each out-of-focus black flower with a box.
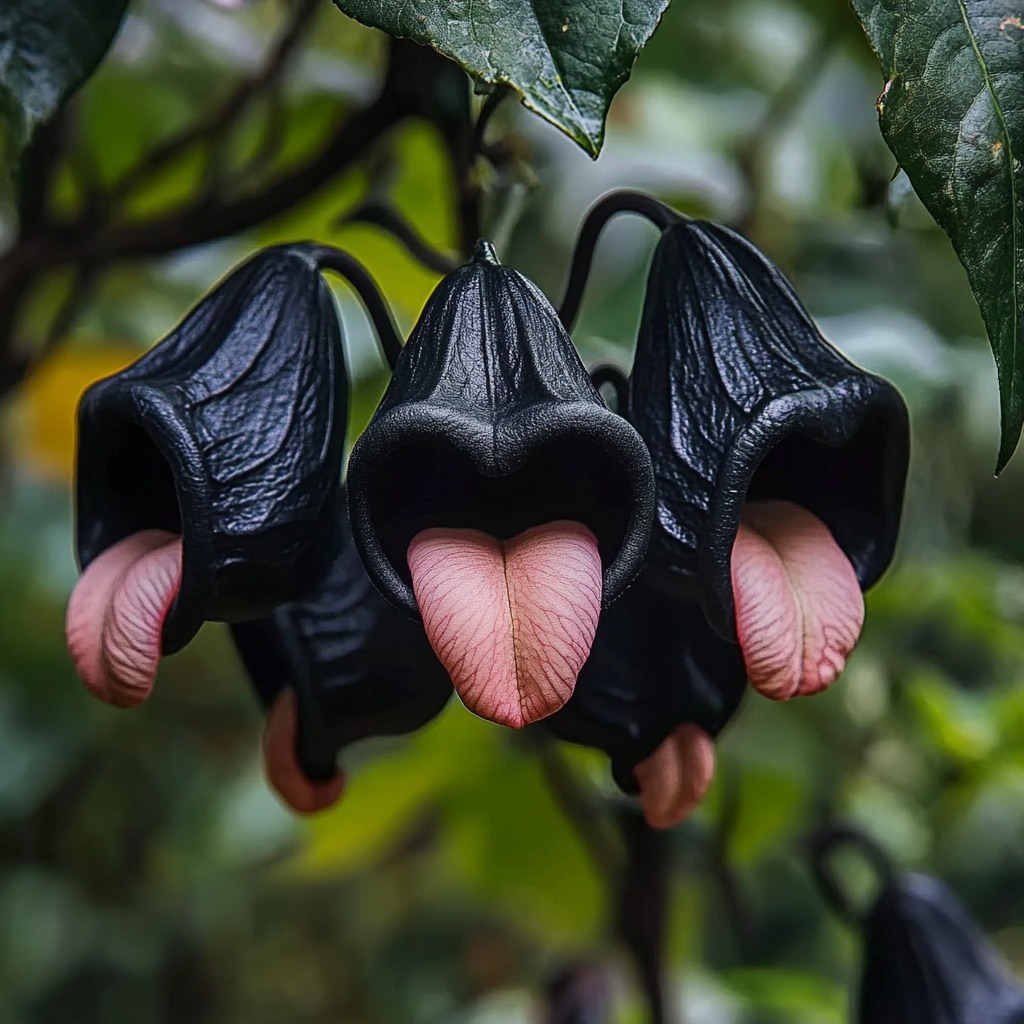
[811,826,1024,1024]
[67,243,349,707]
[231,491,451,811]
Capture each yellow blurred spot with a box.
[10,344,140,486]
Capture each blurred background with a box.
[1,0,1023,1020]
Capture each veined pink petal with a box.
[263,691,345,814]
[732,500,864,701]
[66,530,181,706]
[407,521,602,728]
[634,724,715,829]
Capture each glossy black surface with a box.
[858,873,1024,1024]
[545,575,746,791]
[75,244,347,653]
[231,494,451,781]
[347,240,656,617]
[630,218,910,639]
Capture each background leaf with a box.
[330,0,670,157]
[852,0,1024,470]
[0,1,130,156]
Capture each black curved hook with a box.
[303,243,403,370]
[807,823,896,927]
[590,363,630,418]
[558,190,679,330]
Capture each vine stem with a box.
[557,190,678,330]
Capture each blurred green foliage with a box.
[1,1,1023,1022]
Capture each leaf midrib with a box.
[956,0,1020,409]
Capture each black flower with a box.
[67,244,348,706]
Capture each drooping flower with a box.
[345,239,655,729]
[811,826,1024,1024]
[232,491,451,813]
[67,244,349,707]
[538,192,910,824]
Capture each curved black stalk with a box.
[589,364,630,419]
[558,190,679,330]
[615,808,669,1024]
[807,823,895,926]
[473,85,511,154]
[302,243,403,370]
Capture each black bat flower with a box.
[811,826,1024,1024]
[65,242,391,709]
[544,192,910,824]
[345,240,655,730]
[231,491,451,813]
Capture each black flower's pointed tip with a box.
[472,239,500,266]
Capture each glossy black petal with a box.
[347,240,655,616]
[75,244,346,653]
[231,495,451,782]
[545,577,745,791]
[859,874,1024,1024]
[631,219,910,638]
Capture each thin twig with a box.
[734,25,841,234]
[338,198,459,275]
[108,0,320,205]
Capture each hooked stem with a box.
[557,191,679,330]
[303,244,404,371]
[589,364,630,419]
[807,822,895,927]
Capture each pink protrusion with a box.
[407,520,602,729]
[731,500,864,701]
[634,724,715,829]
[262,690,345,814]
[65,530,182,707]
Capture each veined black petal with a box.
[545,576,745,791]
[858,874,1024,1024]
[347,240,655,616]
[630,219,910,638]
[75,244,347,653]
[231,494,451,782]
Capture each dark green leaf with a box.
[331,0,669,157]
[0,1,129,154]
[852,0,1024,470]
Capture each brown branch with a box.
[107,0,321,206]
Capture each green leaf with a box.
[330,0,670,157]
[851,0,1024,470]
[0,1,130,154]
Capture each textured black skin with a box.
[347,240,656,618]
[631,218,910,639]
[231,493,451,782]
[75,244,346,654]
[858,874,1024,1024]
[545,574,745,790]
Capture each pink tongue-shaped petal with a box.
[263,691,345,814]
[65,530,182,707]
[634,724,715,829]
[407,520,602,728]
[731,500,864,701]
